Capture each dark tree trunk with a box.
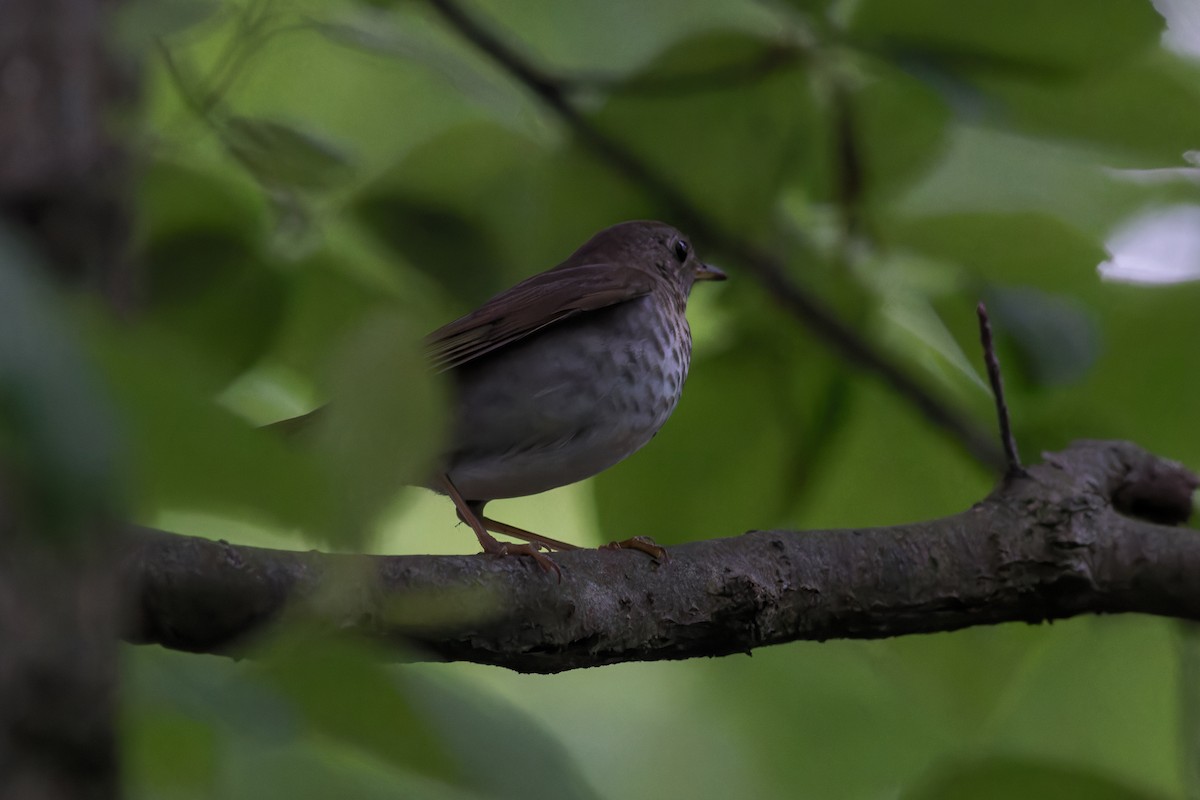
[0,1,133,796]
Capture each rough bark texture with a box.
[122,440,1199,674]
[0,1,129,797]
[0,0,134,307]
[0,507,121,800]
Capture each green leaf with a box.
[704,640,951,798]
[127,646,296,744]
[884,212,1108,290]
[312,14,517,120]
[0,229,124,535]
[880,286,988,395]
[314,311,449,543]
[123,646,294,797]
[138,160,285,383]
[357,124,538,205]
[779,0,837,15]
[983,286,1101,388]
[353,197,504,306]
[123,645,460,800]
[125,710,219,794]
[592,30,815,233]
[1179,623,1200,796]
[872,626,1053,737]
[270,253,384,377]
[139,159,267,250]
[224,117,355,192]
[987,618,1183,795]
[143,240,287,385]
[975,49,1200,167]
[351,124,536,305]
[904,757,1165,800]
[500,145,656,273]
[1075,281,1200,469]
[405,670,601,800]
[797,377,992,527]
[114,0,220,52]
[850,0,1162,75]
[882,212,1109,394]
[594,337,797,543]
[896,125,1148,235]
[90,322,332,529]
[220,745,472,800]
[254,636,462,785]
[852,56,952,202]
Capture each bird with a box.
[276,220,725,574]
[427,220,724,574]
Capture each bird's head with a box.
[570,220,726,302]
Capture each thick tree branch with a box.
[122,440,1197,674]
[424,0,1005,470]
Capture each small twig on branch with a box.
[830,79,864,247]
[976,302,1023,477]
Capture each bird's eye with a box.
[672,238,690,263]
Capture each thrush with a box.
[427,220,724,573]
[275,220,724,573]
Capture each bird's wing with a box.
[425,262,655,372]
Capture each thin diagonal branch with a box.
[122,440,1198,674]
[831,78,865,247]
[424,0,1004,470]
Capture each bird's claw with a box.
[490,541,562,581]
[601,535,669,562]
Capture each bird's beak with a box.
[694,262,727,282]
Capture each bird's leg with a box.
[602,536,669,561]
[439,475,560,578]
[478,516,581,552]
[481,506,666,561]
[483,516,667,562]
[477,500,665,560]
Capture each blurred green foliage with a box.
[0,233,125,538]
[81,0,1200,796]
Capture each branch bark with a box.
[122,439,1198,674]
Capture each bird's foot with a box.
[478,534,562,579]
[480,515,580,552]
[601,535,669,561]
[440,474,563,579]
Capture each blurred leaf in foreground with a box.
[311,311,448,545]
[903,757,1164,800]
[0,228,124,536]
[224,117,356,193]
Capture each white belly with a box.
[441,297,690,501]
